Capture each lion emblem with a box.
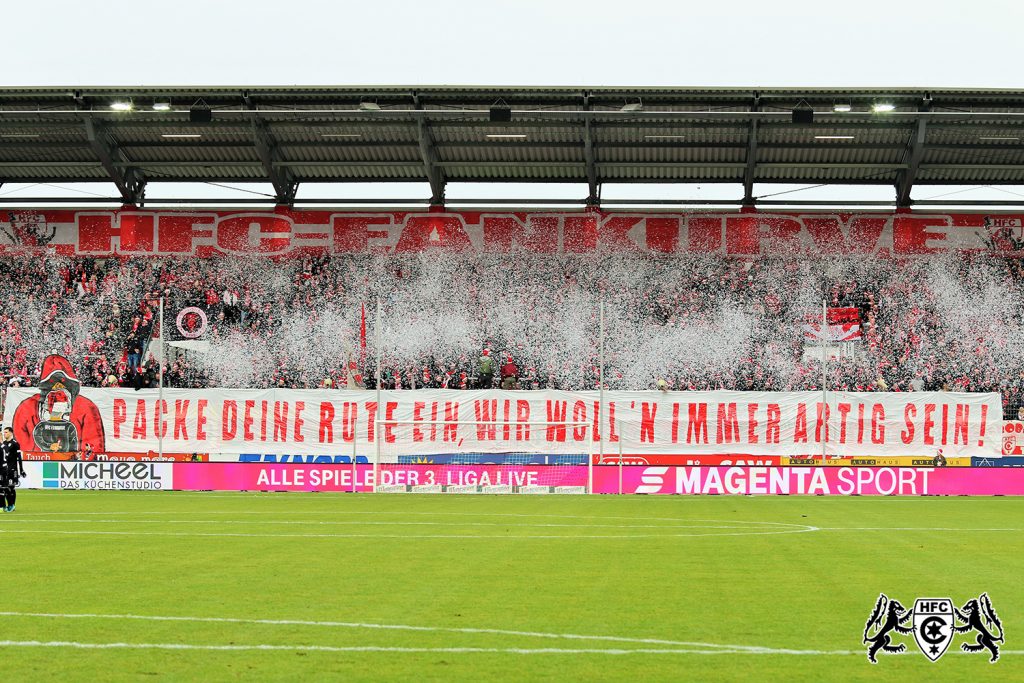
[953,593,1005,662]
[863,593,913,663]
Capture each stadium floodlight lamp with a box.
[872,103,896,113]
[359,102,382,111]
[110,101,133,112]
[152,101,172,111]
[833,103,852,112]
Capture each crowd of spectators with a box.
[1,251,1023,418]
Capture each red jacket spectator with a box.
[501,358,518,379]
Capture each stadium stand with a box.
[1,250,1021,417]
[4,86,1024,418]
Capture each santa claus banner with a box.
[2,385,1001,458]
[3,209,1024,256]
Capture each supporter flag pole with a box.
[360,302,367,368]
[352,417,359,494]
[374,297,382,491]
[618,427,623,495]
[821,298,827,461]
[158,296,165,461]
[596,298,605,495]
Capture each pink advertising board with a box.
[170,463,1024,495]
[172,463,588,492]
[592,466,1024,496]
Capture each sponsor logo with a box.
[42,461,166,490]
[42,462,60,489]
[864,593,1004,663]
[974,456,1024,467]
[635,466,669,494]
[594,455,781,466]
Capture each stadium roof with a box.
[3,86,1024,207]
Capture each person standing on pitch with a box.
[1,426,26,512]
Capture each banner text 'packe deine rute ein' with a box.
[2,388,1001,458]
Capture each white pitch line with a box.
[0,640,1018,657]
[0,526,817,540]
[815,527,1024,532]
[9,511,813,531]
[0,518,786,530]
[10,520,1019,534]
[13,511,791,524]
[0,611,780,651]
[0,613,1017,657]
[0,641,861,655]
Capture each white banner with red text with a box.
[3,209,1024,257]
[1,388,1001,458]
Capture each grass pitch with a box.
[1,491,1021,681]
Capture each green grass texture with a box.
[0,491,1021,681]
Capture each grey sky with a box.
[3,0,1023,205]
[7,0,1019,88]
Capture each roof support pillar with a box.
[84,118,146,205]
[583,93,599,206]
[252,119,298,205]
[413,93,446,205]
[895,116,928,207]
[742,94,760,206]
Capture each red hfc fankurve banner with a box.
[2,210,1024,256]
